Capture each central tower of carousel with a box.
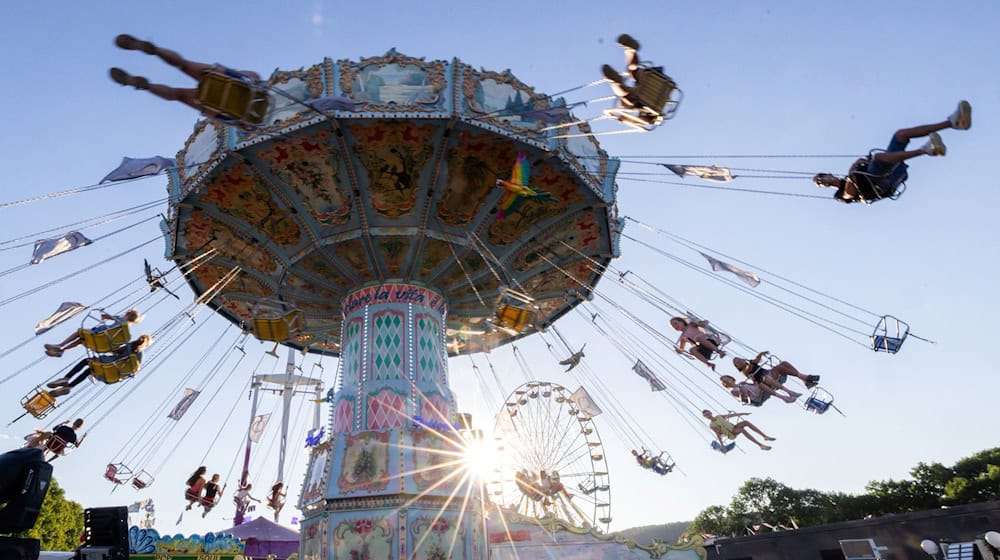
[165,49,620,559]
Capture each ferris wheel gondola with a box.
[490,381,612,533]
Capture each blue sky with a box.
[1,0,998,538]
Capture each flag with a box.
[569,387,603,417]
[496,410,517,436]
[100,156,175,183]
[699,252,761,288]
[633,359,667,392]
[249,413,271,442]
[167,388,201,420]
[663,164,734,183]
[34,302,86,335]
[306,96,362,112]
[517,106,571,123]
[31,231,92,264]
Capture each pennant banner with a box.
[633,359,667,392]
[699,252,761,288]
[100,156,175,183]
[167,388,201,421]
[663,164,734,183]
[249,413,271,443]
[31,231,92,265]
[35,302,86,335]
[570,387,603,417]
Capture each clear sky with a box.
[1,0,998,539]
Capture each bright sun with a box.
[461,436,499,483]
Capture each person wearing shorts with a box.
[813,101,971,203]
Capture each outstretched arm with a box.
[752,351,769,365]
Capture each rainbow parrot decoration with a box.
[495,152,558,220]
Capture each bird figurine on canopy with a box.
[495,153,558,220]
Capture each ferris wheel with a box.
[489,381,612,533]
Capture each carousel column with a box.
[297,284,483,560]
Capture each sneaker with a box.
[114,34,156,54]
[44,344,63,357]
[616,34,640,51]
[921,132,946,156]
[948,100,972,130]
[109,68,150,91]
[805,375,820,388]
[764,436,776,442]
[49,387,70,397]
[760,445,772,451]
[602,64,623,83]
[47,378,67,388]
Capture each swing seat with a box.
[252,310,303,342]
[849,151,908,205]
[871,315,909,354]
[197,71,270,125]
[711,440,736,454]
[79,323,131,353]
[105,463,133,485]
[605,67,682,131]
[131,470,154,490]
[494,304,534,333]
[21,388,57,419]
[803,387,835,415]
[45,435,71,456]
[89,354,141,383]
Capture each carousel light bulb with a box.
[920,540,940,555]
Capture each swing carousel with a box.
[162,49,621,558]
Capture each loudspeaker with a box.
[80,507,128,560]
[0,536,41,560]
[0,448,53,533]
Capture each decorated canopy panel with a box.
[165,50,621,356]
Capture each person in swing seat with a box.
[702,409,775,451]
[44,308,142,357]
[601,34,665,125]
[670,317,726,370]
[185,466,208,510]
[733,351,820,390]
[813,101,971,203]
[45,335,151,397]
[109,34,262,121]
[720,375,799,405]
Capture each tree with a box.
[16,477,84,551]
[685,447,1000,537]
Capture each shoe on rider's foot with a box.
[616,34,640,51]
[760,445,772,451]
[921,132,947,156]
[602,64,623,84]
[948,100,972,130]
[114,34,156,54]
[44,344,63,357]
[765,436,776,441]
[109,68,150,90]
[805,375,820,388]
[50,387,69,397]
[47,378,67,388]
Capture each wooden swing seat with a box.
[79,323,131,353]
[252,310,303,342]
[197,71,269,125]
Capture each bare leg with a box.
[145,84,203,112]
[771,361,809,383]
[735,420,774,441]
[144,44,217,81]
[695,337,725,357]
[687,349,716,371]
[894,122,951,142]
[873,149,930,165]
[757,383,800,403]
[732,423,766,447]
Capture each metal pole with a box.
[276,348,296,487]
[234,376,261,526]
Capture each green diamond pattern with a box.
[370,311,404,381]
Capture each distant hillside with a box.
[615,521,690,544]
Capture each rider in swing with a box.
[813,102,971,203]
[109,34,263,122]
